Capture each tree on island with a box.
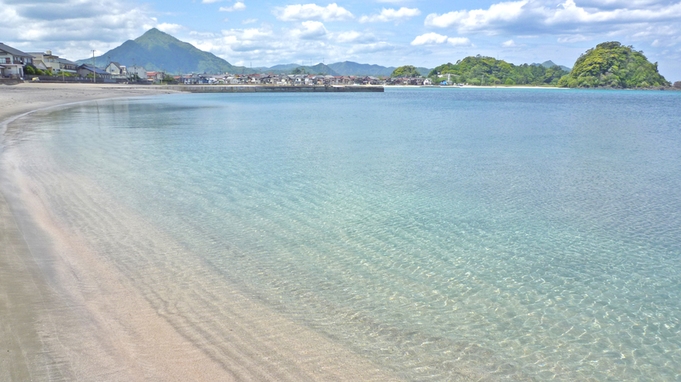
[427,56,569,86]
[557,42,669,88]
[391,65,421,77]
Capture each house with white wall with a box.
[0,42,33,78]
[127,65,147,81]
[29,51,61,73]
[105,62,127,77]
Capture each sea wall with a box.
[0,79,23,86]
[167,85,384,93]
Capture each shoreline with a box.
[0,83,402,381]
[0,83,184,380]
[0,83,184,125]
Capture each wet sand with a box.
[0,83,401,381]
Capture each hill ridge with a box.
[77,28,244,74]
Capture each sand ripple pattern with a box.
[3,89,681,381]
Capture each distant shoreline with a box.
[166,84,384,93]
[388,84,678,90]
[386,84,567,90]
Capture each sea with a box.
[3,88,681,380]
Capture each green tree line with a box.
[427,56,569,86]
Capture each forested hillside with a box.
[557,42,669,88]
[77,28,243,74]
[428,56,569,86]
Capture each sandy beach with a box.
[0,83,401,381]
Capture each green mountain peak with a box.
[77,28,244,74]
[134,28,180,48]
[139,27,163,37]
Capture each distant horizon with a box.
[2,1,679,80]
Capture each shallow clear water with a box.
[6,88,681,380]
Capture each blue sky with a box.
[1,0,680,79]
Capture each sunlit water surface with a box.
[6,88,681,380]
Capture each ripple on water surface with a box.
[8,89,681,381]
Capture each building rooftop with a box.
[78,64,109,75]
[57,58,77,65]
[0,43,33,58]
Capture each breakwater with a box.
[167,85,384,93]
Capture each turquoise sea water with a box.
[5,88,681,380]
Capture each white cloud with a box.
[410,33,471,46]
[335,31,362,43]
[189,26,274,54]
[359,7,421,23]
[334,31,377,43]
[348,42,394,54]
[202,0,223,3]
[425,1,528,30]
[447,37,472,46]
[411,32,448,45]
[502,39,516,47]
[544,0,681,25]
[156,23,184,34]
[186,23,337,65]
[291,21,328,40]
[557,34,589,43]
[0,0,157,60]
[276,3,354,22]
[424,0,681,35]
[242,18,258,24]
[219,2,246,12]
[572,0,672,11]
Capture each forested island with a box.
[392,41,672,89]
[557,42,669,88]
[423,57,569,86]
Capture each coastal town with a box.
[1,42,435,87]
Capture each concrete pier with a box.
[166,85,384,93]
